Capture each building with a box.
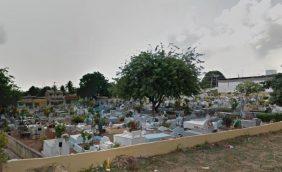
[17,96,47,109]
[217,74,274,93]
[65,94,78,104]
[45,90,65,106]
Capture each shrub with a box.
[127,121,140,132]
[222,116,233,128]
[55,123,66,138]
[113,143,120,148]
[257,113,282,122]
[72,115,86,124]
[215,107,233,113]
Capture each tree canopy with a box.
[25,86,41,96]
[201,70,225,89]
[235,81,263,96]
[116,44,203,114]
[78,72,110,98]
[66,81,75,94]
[38,86,51,97]
[270,73,282,106]
[0,68,21,108]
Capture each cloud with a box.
[0,25,6,44]
[171,0,282,77]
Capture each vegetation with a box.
[235,81,263,96]
[25,86,41,96]
[0,131,8,164]
[222,116,233,128]
[60,85,66,95]
[72,115,86,124]
[256,113,282,122]
[230,98,239,111]
[269,73,282,106]
[0,68,22,108]
[116,44,203,114]
[201,70,225,89]
[81,130,92,150]
[55,123,66,138]
[93,112,107,134]
[127,121,140,132]
[66,81,76,94]
[78,72,110,98]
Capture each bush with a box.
[215,107,233,113]
[72,115,86,124]
[222,116,233,128]
[256,113,282,122]
[55,123,66,138]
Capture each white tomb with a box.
[42,138,70,157]
[113,130,145,146]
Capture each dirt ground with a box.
[112,130,282,172]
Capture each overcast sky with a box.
[0,0,282,90]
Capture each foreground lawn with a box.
[107,130,282,172]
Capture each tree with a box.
[0,68,22,108]
[235,81,263,96]
[117,44,203,114]
[60,85,66,95]
[25,86,41,96]
[78,72,110,98]
[201,71,225,89]
[270,73,282,106]
[66,81,75,94]
[52,85,57,91]
[38,86,51,97]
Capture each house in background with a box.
[17,96,47,109]
[45,90,65,106]
[217,71,276,93]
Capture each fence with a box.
[6,135,43,159]
[3,121,282,172]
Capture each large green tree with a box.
[201,70,225,89]
[78,72,109,98]
[270,73,282,106]
[117,44,203,114]
[0,68,21,108]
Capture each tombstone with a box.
[171,127,185,137]
[99,136,113,150]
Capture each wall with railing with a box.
[3,121,282,172]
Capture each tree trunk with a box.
[152,102,156,116]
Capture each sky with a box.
[0,0,282,90]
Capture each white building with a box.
[217,75,274,93]
[42,138,70,157]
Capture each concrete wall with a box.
[6,135,43,159]
[3,121,282,172]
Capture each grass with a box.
[108,130,282,172]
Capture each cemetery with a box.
[0,45,282,172]
[1,86,282,159]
